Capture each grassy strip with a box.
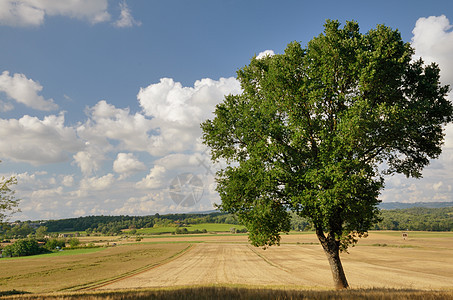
[0,248,105,260]
[136,223,246,235]
[58,244,194,292]
[2,286,453,299]
[143,232,249,238]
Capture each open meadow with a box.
[1,230,453,299]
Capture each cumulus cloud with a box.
[77,100,155,153]
[73,150,103,176]
[8,76,240,220]
[112,192,175,215]
[113,153,146,179]
[73,100,157,174]
[385,15,453,204]
[80,173,115,191]
[412,15,453,85]
[0,113,83,165]
[61,175,74,187]
[154,153,201,170]
[0,0,110,27]
[138,77,240,125]
[31,186,63,198]
[256,50,275,59]
[137,77,241,155]
[0,71,58,111]
[113,0,141,28]
[136,165,167,189]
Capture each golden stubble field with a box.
[1,231,453,296]
[100,231,453,290]
[0,243,190,293]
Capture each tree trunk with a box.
[316,229,349,289]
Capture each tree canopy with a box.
[201,20,452,289]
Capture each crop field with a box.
[1,231,453,299]
[0,243,190,294]
[135,223,246,234]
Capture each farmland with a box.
[1,230,453,299]
[134,223,246,235]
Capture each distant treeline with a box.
[375,206,453,231]
[291,206,453,232]
[42,212,239,235]
[2,206,452,239]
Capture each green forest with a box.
[290,206,453,232]
[1,206,453,239]
[0,212,239,238]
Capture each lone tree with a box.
[201,20,453,289]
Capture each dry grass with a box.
[1,286,453,300]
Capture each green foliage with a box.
[1,238,47,257]
[35,226,48,239]
[175,227,189,234]
[44,238,66,251]
[6,222,34,238]
[290,212,312,231]
[0,173,20,223]
[377,207,453,231]
[201,19,453,254]
[68,237,80,247]
[33,212,237,236]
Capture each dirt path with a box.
[98,241,453,290]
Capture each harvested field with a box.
[1,231,453,296]
[100,231,453,290]
[0,243,190,293]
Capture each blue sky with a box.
[1,0,453,221]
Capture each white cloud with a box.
[433,181,443,191]
[7,76,240,220]
[154,153,201,170]
[256,50,275,59]
[0,113,83,165]
[0,71,58,111]
[62,175,74,187]
[137,77,241,155]
[136,165,167,189]
[114,0,141,28]
[31,186,63,198]
[412,15,453,85]
[138,77,241,125]
[112,192,174,215]
[113,152,146,179]
[0,100,14,112]
[380,15,453,205]
[0,0,110,27]
[73,145,106,176]
[77,100,155,153]
[80,173,115,191]
[112,191,214,216]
